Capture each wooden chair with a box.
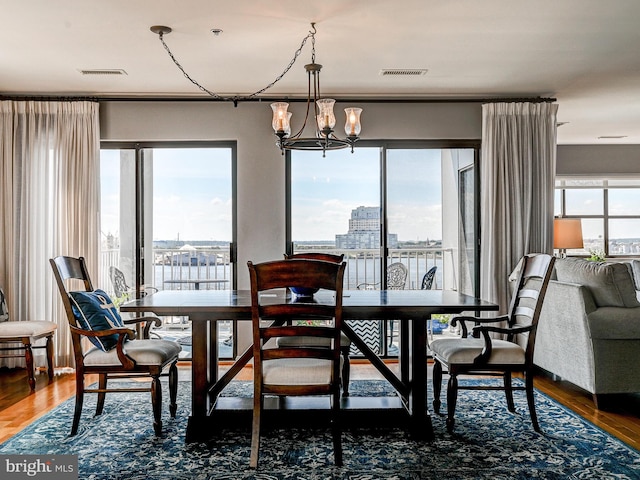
[430,253,555,433]
[284,252,345,263]
[50,255,181,436]
[248,258,346,468]
[282,253,351,395]
[0,287,56,390]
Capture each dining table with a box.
[121,288,498,443]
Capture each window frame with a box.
[555,177,640,257]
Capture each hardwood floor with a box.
[1,362,639,450]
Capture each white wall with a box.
[100,100,482,289]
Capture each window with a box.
[555,177,640,256]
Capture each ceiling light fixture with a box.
[270,24,362,156]
[150,23,361,156]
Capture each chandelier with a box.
[150,23,362,156]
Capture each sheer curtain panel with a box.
[480,102,557,314]
[0,100,100,368]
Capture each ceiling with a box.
[2,0,640,145]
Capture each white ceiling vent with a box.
[79,69,128,76]
[379,69,428,77]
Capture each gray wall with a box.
[557,145,640,176]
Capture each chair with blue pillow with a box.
[50,255,181,436]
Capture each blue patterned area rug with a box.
[1,379,639,479]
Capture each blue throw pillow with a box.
[69,289,125,351]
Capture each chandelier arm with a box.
[289,67,314,139]
[155,27,316,101]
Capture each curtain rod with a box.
[0,95,556,104]
[0,95,99,102]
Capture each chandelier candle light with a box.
[151,23,362,156]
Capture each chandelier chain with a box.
[157,25,317,102]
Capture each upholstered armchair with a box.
[0,287,56,390]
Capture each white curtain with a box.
[480,102,557,313]
[0,100,100,368]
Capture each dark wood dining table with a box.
[121,289,498,442]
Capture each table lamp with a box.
[553,218,584,258]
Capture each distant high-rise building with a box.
[335,206,398,249]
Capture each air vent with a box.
[79,69,128,76]
[379,69,428,77]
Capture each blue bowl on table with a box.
[290,287,319,297]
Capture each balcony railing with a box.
[99,246,455,296]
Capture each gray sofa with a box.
[534,257,640,409]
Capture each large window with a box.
[288,141,479,356]
[555,177,640,257]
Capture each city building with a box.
[335,206,398,249]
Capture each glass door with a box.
[100,142,236,358]
[288,142,480,356]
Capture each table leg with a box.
[407,315,434,440]
[191,317,208,417]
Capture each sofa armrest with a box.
[534,280,597,392]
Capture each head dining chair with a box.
[282,253,352,396]
[430,253,555,433]
[50,255,181,436]
[0,287,57,390]
[248,258,346,468]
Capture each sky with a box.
[101,146,447,244]
[101,147,640,246]
[100,148,233,242]
[291,147,444,242]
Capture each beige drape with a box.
[480,102,557,314]
[0,100,100,368]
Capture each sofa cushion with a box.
[555,258,640,308]
[587,307,640,339]
[69,289,125,351]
